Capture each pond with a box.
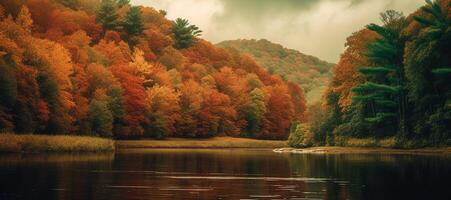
[0,149,449,200]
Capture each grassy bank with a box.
[333,136,398,148]
[332,136,449,149]
[0,134,115,153]
[116,137,287,149]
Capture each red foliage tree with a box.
[259,84,294,139]
[198,88,238,137]
[287,82,307,122]
[111,64,148,138]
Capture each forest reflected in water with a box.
[0,149,450,200]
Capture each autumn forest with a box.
[0,0,450,147]
[0,0,308,140]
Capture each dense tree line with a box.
[309,0,450,147]
[0,0,307,139]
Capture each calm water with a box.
[0,149,450,200]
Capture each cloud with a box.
[131,0,223,32]
[131,0,425,62]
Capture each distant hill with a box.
[217,39,334,103]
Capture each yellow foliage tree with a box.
[15,6,32,32]
[145,84,181,137]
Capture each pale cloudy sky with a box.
[131,0,425,62]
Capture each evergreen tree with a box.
[116,0,130,7]
[405,0,451,141]
[123,6,144,36]
[96,0,118,31]
[411,0,451,98]
[352,10,407,136]
[407,0,450,105]
[172,18,202,49]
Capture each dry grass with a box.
[378,137,397,148]
[0,133,115,152]
[0,153,114,164]
[343,137,378,147]
[334,136,399,148]
[116,136,287,149]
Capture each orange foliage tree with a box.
[260,84,295,139]
[329,29,378,111]
[145,85,180,138]
[111,64,147,138]
[0,0,307,139]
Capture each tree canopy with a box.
[0,0,307,140]
[172,18,202,49]
[311,0,450,147]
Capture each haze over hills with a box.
[217,39,334,104]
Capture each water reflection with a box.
[0,149,449,200]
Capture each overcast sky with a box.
[131,0,425,62]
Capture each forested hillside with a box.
[0,0,307,139]
[217,39,333,103]
[300,0,450,147]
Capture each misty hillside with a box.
[217,39,334,103]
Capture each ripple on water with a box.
[165,175,334,183]
[104,185,154,189]
[88,170,192,175]
[159,186,213,192]
[249,194,281,198]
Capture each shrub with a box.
[288,123,313,148]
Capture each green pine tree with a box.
[352,10,408,136]
[172,18,202,49]
[413,0,450,82]
[123,6,144,36]
[406,0,451,142]
[96,0,118,31]
[116,0,130,7]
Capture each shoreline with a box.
[116,137,287,149]
[1,134,449,154]
[273,146,451,155]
